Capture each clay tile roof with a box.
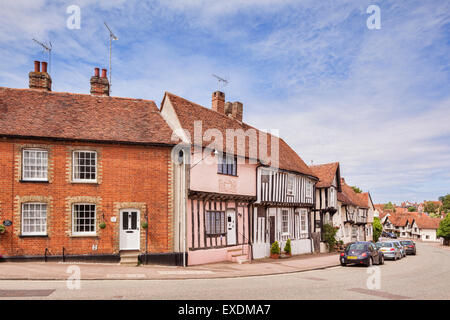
[309,162,340,188]
[414,217,441,229]
[164,92,316,177]
[337,178,368,208]
[0,87,174,145]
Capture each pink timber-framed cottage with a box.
[160,90,318,265]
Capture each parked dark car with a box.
[340,241,384,267]
[400,240,417,255]
[381,231,397,239]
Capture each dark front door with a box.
[269,216,275,244]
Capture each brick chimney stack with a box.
[90,68,110,96]
[29,60,52,91]
[224,101,243,122]
[212,91,225,113]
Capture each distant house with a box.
[382,212,441,241]
[309,162,341,252]
[336,178,371,243]
[410,217,441,241]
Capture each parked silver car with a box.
[392,240,407,258]
[375,241,402,260]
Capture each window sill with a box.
[71,181,99,185]
[70,234,98,238]
[217,173,238,177]
[19,180,49,184]
[19,234,48,238]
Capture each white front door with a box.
[120,209,140,250]
[227,209,236,245]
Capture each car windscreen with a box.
[400,241,413,245]
[378,242,393,248]
[346,243,367,251]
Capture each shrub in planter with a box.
[99,222,106,229]
[270,241,280,258]
[0,224,5,234]
[284,239,292,255]
[141,221,148,229]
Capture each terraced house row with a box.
[0,61,374,266]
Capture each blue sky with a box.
[1,0,449,204]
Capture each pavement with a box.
[0,241,448,299]
[0,252,340,280]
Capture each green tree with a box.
[373,217,383,242]
[437,214,450,245]
[383,202,396,212]
[442,194,450,213]
[351,186,362,193]
[423,202,438,214]
[408,206,417,212]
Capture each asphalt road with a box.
[0,242,449,300]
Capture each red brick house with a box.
[0,61,182,265]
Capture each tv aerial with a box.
[212,74,229,91]
[32,38,52,73]
[104,22,119,89]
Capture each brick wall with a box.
[0,138,173,257]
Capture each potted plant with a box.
[270,241,280,259]
[99,222,106,229]
[141,221,148,229]
[0,224,5,234]
[284,239,292,256]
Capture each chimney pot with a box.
[91,68,110,96]
[29,60,51,91]
[212,91,225,113]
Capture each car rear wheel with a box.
[341,262,346,267]
[366,257,373,267]
[379,255,384,265]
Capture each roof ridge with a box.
[0,87,156,103]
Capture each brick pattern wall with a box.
[0,138,172,257]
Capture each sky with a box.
[0,0,449,204]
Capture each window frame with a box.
[287,175,294,196]
[299,209,308,238]
[281,210,289,235]
[72,150,98,183]
[305,180,313,198]
[217,153,237,176]
[21,202,47,236]
[205,211,226,236]
[22,148,48,182]
[72,203,97,236]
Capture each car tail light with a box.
[409,245,414,248]
[390,248,395,251]
[340,253,345,256]
[361,252,367,257]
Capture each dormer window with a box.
[218,153,237,176]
